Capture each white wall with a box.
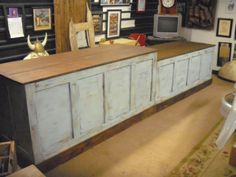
[179,0,236,70]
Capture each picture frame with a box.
[33,8,52,31]
[225,0,236,14]
[100,0,130,6]
[92,13,103,34]
[137,0,146,12]
[216,18,233,38]
[8,8,19,18]
[217,42,232,67]
[3,5,25,39]
[106,10,121,39]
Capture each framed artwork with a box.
[137,0,146,12]
[225,0,236,14]
[8,8,19,18]
[4,6,25,39]
[100,0,130,6]
[217,42,232,67]
[106,10,121,39]
[33,8,51,31]
[92,14,103,34]
[216,18,233,38]
[182,0,216,30]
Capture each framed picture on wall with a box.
[92,13,103,34]
[33,8,52,31]
[217,42,232,66]
[106,10,121,39]
[100,0,130,6]
[225,0,236,14]
[216,18,233,38]
[4,5,25,39]
[137,0,146,12]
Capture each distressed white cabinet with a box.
[105,66,131,122]
[157,46,214,101]
[75,74,104,135]
[188,52,201,86]
[158,60,175,99]
[173,56,189,93]
[133,59,154,110]
[200,48,213,81]
[0,42,214,166]
[33,83,74,162]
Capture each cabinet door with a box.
[173,57,189,92]
[188,55,201,86]
[200,50,213,81]
[35,84,73,156]
[134,59,153,110]
[159,62,174,98]
[76,74,104,135]
[106,66,131,121]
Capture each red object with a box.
[128,33,146,46]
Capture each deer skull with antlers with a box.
[24,33,49,60]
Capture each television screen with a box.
[153,14,181,38]
[157,17,178,33]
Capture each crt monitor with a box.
[153,14,182,38]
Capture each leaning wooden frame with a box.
[0,141,17,176]
[69,3,95,51]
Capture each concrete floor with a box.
[47,76,234,177]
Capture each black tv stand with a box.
[146,36,185,45]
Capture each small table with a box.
[99,38,138,46]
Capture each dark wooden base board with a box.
[24,79,212,173]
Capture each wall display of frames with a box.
[217,42,232,67]
[100,0,131,6]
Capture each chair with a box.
[69,3,95,51]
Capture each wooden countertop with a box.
[150,41,214,61]
[0,45,156,84]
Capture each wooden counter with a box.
[0,41,215,171]
[150,41,214,60]
[0,45,156,84]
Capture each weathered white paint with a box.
[34,84,73,159]
[158,61,174,98]
[76,74,104,135]
[134,59,153,109]
[105,66,131,121]
[188,54,201,85]
[23,47,214,164]
[173,56,189,92]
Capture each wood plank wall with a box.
[0,0,55,63]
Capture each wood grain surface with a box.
[151,41,214,60]
[0,45,156,84]
[0,41,214,84]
